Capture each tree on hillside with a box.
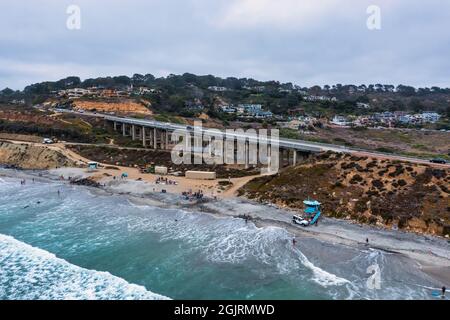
[1,88,14,95]
[397,85,416,96]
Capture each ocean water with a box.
[0,174,440,300]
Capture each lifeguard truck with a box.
[292,200,322,227]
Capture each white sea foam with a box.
[0,234,169,300]
[129,202,351,287]
[295,249,350,287]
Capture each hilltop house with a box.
[59,88,90,99]
[304,95,337,102]
[356,102,370,109]
[208,86,228,92]
[185,100,204,111]
[420,112,441,123]
[252,110,273,119]
[137,87,152,95]
[238,104,262,114]
[331,115,350,126]
[220,105,237,113]
[234,104,273,119]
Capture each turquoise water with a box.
[0,174,439,300]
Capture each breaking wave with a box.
[129,203,351,289]
[0,234,169,300]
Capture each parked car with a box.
[42,138,54,144]
[430,158,448,164]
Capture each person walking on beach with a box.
[442,286,447,299]
[292,238,297,246]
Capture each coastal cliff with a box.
[0,141,76,169]
[239,152,450,237]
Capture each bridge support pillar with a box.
[122,124,126,136]
[165,130,169,150]
[142,127,147,147]
[153,128,157,150]
[292,150,297,166]
[244,140,249,169]
[282,149,288,167]
[160,130,167,150]
[149,128,153,148]
[132,125,136,140]
[113,122,117,131]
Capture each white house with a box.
[356,102,370,109]
[60,88,90,99]
[137,87,153,95]
[220,105,237,113]
[331,115,350,126]
[420,112,441,123]
[253,110,273,119]
[304,95,337,102]
[208,86,228,92]
[238,104,262,114]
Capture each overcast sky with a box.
[1,0,449,90]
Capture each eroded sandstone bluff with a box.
[239,152,450,236]
[0,141,76,169]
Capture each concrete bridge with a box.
[54,109,446,168]
[105,115,351,168]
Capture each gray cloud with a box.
[1,0,449,89]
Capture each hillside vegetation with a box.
[239,152,450,236]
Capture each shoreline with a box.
[1,166,449,288]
